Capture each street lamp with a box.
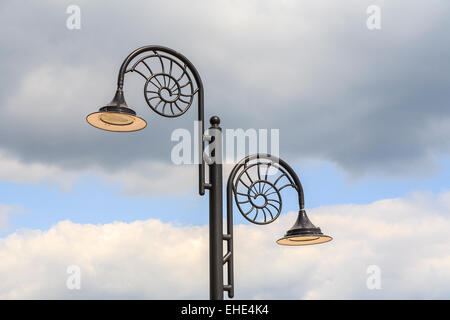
[224,153,332,297]
[86,45,332,300]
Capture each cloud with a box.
[1,191,449,299]
[0,205,18,230]
[0,0,449,184]
[0,149,197,196]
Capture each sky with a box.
[0,0,450,299]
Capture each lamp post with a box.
[86,45,332,300]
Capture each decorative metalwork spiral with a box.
[125,50,197,118]
[233,158,297,225]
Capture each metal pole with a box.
[208,116,223,300]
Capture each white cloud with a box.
[0,205,18,230]
[0,149,196,196]
[0,191,449,299]
[0,150,80,190]
[96,160,197,197]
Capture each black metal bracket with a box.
[224,154,305,298]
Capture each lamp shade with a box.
[86,90,146,132]
[276,210,332,246]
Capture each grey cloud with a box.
[0,0,449,178]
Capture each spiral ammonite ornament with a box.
[233,160,296,225]
[126,51,196,118]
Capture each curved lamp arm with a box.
[115,45,207,195]
[227,153,305,211]
[223,153,331,298]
